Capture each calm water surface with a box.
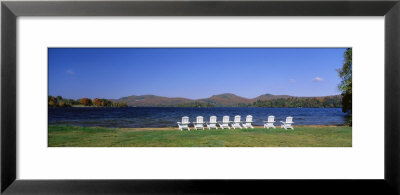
[48,107,348,128]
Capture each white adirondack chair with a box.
[218,116,231,129]
[280,116,294,130]
[177,116,190,131]
[193,116,205,130]
[231,115,242,129]
[206,116,218,130]
[242,115,254,129]
[264,116,276,129]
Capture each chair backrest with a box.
[196,116,203,123]
[234,115,241,122]
[246,115,253,122]
[182,116,189,123]
[223,116,230,123]
[210,116,217,123]
[268,116,275,122]
[286,116,293,123]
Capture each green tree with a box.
[56,96,63,101]
[112,102,128,107]
[119,102,128,107]
[337,48,352,125]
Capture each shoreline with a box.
[121,125,346,130]
[49,124,349,131]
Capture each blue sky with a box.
[48,48,347,99]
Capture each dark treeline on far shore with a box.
[176,96,342,108]
[251,96,341,108]
[48,95,341,108]
[48,96,128,108]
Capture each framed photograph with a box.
[2,0,400,194]
[47,47,351,147]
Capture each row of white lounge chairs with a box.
[177,115,294,131]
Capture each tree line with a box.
[174,96,341,108]
[176,102,217,107]
[48,96,128,108]
[49,95,342,108]
[251,96,341,108]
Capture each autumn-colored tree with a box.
[48,96,57,107]
[93,98,102,107]
[49,96,56,102]
[48,100,56,107]
[57,101,66,107]
[92,98,113,107]
[48,96,72,107]
[49,95,121,107]
[80,98,92,106]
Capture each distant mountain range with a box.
[112,93,341,107]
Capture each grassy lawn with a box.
[48,125,352,147]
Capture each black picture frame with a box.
[1,0,399,194]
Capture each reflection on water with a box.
[48,107,348,128]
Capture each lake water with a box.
[48,107,348,128]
